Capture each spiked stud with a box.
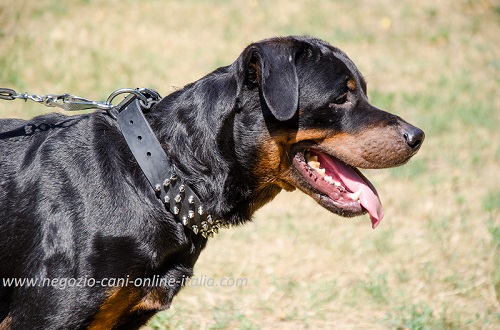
[170,174,177,181]
[173,206,180,215]
[192,225,199,235]
[182,216,189,226]
[198,206,204,215]
[201,221,208,231]
[207,215,213,224]
[164,195,170,204]
[212,226,219,234]
[163,179,170,188]
[188,210,195,219]
[208,231,214,238]
[154,184,161,192]
[201,231,208,238]
[188,196,195,204]
[174,194,182,203]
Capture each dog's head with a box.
[235,36,424,228]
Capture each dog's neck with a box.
[147,67,281,226]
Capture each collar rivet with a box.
[207,215,214,224]
[174,194,182,203]
[192,225,199,234]
[201,221,208,231]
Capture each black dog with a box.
[0,36,424,329]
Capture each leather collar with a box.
[109,90,221,238]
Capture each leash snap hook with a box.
[42,94,65,108]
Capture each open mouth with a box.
[291,146,384,228]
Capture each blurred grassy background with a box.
[1,0,499,328]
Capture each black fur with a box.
[0,36,423,329]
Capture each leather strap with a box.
[110,93,220,238]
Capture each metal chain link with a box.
[0,87,161,112]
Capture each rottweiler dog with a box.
[0,36,424,329]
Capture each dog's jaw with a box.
[290,146,384,228]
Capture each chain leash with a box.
[0,87,161,112]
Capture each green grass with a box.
[484,190,500,213]
[1,0,499,329]
[386,303,465,330]
[487,206,500,302]
[362,272,390,305]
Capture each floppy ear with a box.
[246,44,299,121]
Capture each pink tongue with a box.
[315,153,384,229]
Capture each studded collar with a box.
[109,91,222,238]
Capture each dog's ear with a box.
[244,42,299,121]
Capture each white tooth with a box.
[307,160,320,169]
[317,168,325,175]
[326,177,343,187]
[348,190,362,201]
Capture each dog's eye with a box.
[329,93,348,106]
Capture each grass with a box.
[1,0,499,328]
[386,303,466,330]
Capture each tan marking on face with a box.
[89,287,142,330]
[253,128,337,195]
[318,128,411,169]
[254,123,414,197]
[268,128,337,146]
[347,79,356,91]
[253,136,290,189]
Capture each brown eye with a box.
[329,93,347,106]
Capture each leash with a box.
[0,87,222,238]
[0,87,154,111]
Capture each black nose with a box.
[403,125,425,149]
